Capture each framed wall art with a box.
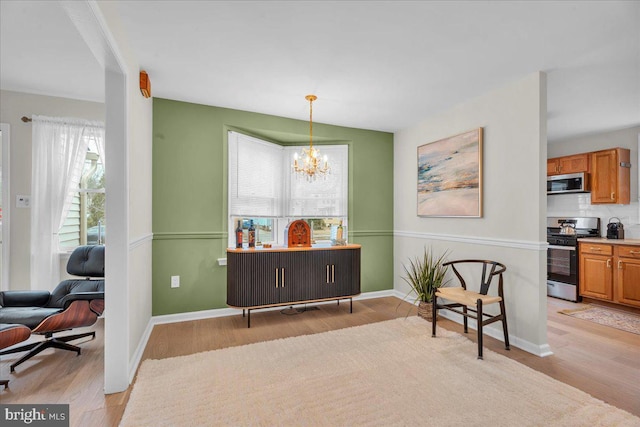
[417,128,483,217]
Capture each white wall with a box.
[394,72,550,355]
[92,1,154,393]
[547,125,640,238]
[0,90,105,290]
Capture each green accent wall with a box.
[152,98,394,315]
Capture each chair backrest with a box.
[443,259,506,296]
[46,245,105,309]
[67,245,105,278]
[48,279,105,308]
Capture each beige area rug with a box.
[120,317,638,426]
[559,305,640,335]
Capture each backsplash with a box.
[547,193,640,239]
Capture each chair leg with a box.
[500,299,510,350]
[1,379,9,390]
[431,296,437,337]
[7,333,96,372]
[477,299,483,360]
[463,305,468,334]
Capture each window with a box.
[228,131,348,248]
[60,136,105,248]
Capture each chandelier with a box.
[292,94,330,181]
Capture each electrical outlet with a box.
[171,275,180,288]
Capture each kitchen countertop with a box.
[578,237,640,245]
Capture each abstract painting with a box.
[417,128,483,217]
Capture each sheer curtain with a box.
[30,115,105,290]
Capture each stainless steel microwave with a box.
[547,172,590,195]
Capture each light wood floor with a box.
[2,296,639,425]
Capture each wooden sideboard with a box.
[227,244,361,327]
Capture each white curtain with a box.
[30,115,105,290]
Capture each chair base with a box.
[0,331,96,372]
[1,379,8,389]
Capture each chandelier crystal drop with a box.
[292,94,330,181]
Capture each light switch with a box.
[16,195,30,208]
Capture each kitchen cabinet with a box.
[590,148,630,204]
[578,241,640,307]
[616,246,640,308]
[579,243,614,300]
[227,245,361,326]
[547,153,590,176]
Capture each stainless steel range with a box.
[547,217,601,302]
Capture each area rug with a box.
[120,317,638,426]
[559,305,640,335]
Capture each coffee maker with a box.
[606,217,625,239]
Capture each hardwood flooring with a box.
[2,296,639,425]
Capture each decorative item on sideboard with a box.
[285,219,311,248]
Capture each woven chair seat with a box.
[436,287,502,306]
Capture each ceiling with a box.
[1,1,638,142]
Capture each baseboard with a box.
[391,289,553,357]
[124,289,399,382]
[128,318,154,384]
[126,288,552,384]
[438,310,553,357]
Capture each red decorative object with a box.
[140,71,151,98]
[285,220,311,248]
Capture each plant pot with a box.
[417,301,434,321]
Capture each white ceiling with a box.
[1,1,638,142]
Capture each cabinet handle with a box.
[629,250,640,255]
[590,247,602,251]
[326,265,330,283]
[281,268,285,287]
[611,192,615,200]
[332,265,335,283]
[606,258,611,268]
[275,268,279,288]
[618,260,623,269]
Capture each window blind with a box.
[228,131,283,217]
[285,145,348,217]
[228,131,348,218]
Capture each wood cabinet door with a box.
[227,252,281,307]
[333,248,361,296]
[579,254,613,300]
[547,158,560,176]
[590,148,630,204]
[558,154,589,174]
[617,258,640,308]
[279,251,313,303]
[590,150,617,204]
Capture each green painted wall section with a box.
[152,98,394,315]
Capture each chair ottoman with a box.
[0,323,31,389]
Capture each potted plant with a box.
[401,248,449,321]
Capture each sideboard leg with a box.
[337,299,340,306]
[242,309,245,318]
[350,298,353,313]
[247,309,251,328]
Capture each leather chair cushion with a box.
[0,290,50,307]
[48,279,105,308]
[0,307,62,330]
[66,245,104,278]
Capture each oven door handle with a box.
[548,244,576,251]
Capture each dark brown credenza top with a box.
[226,243,362,254]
